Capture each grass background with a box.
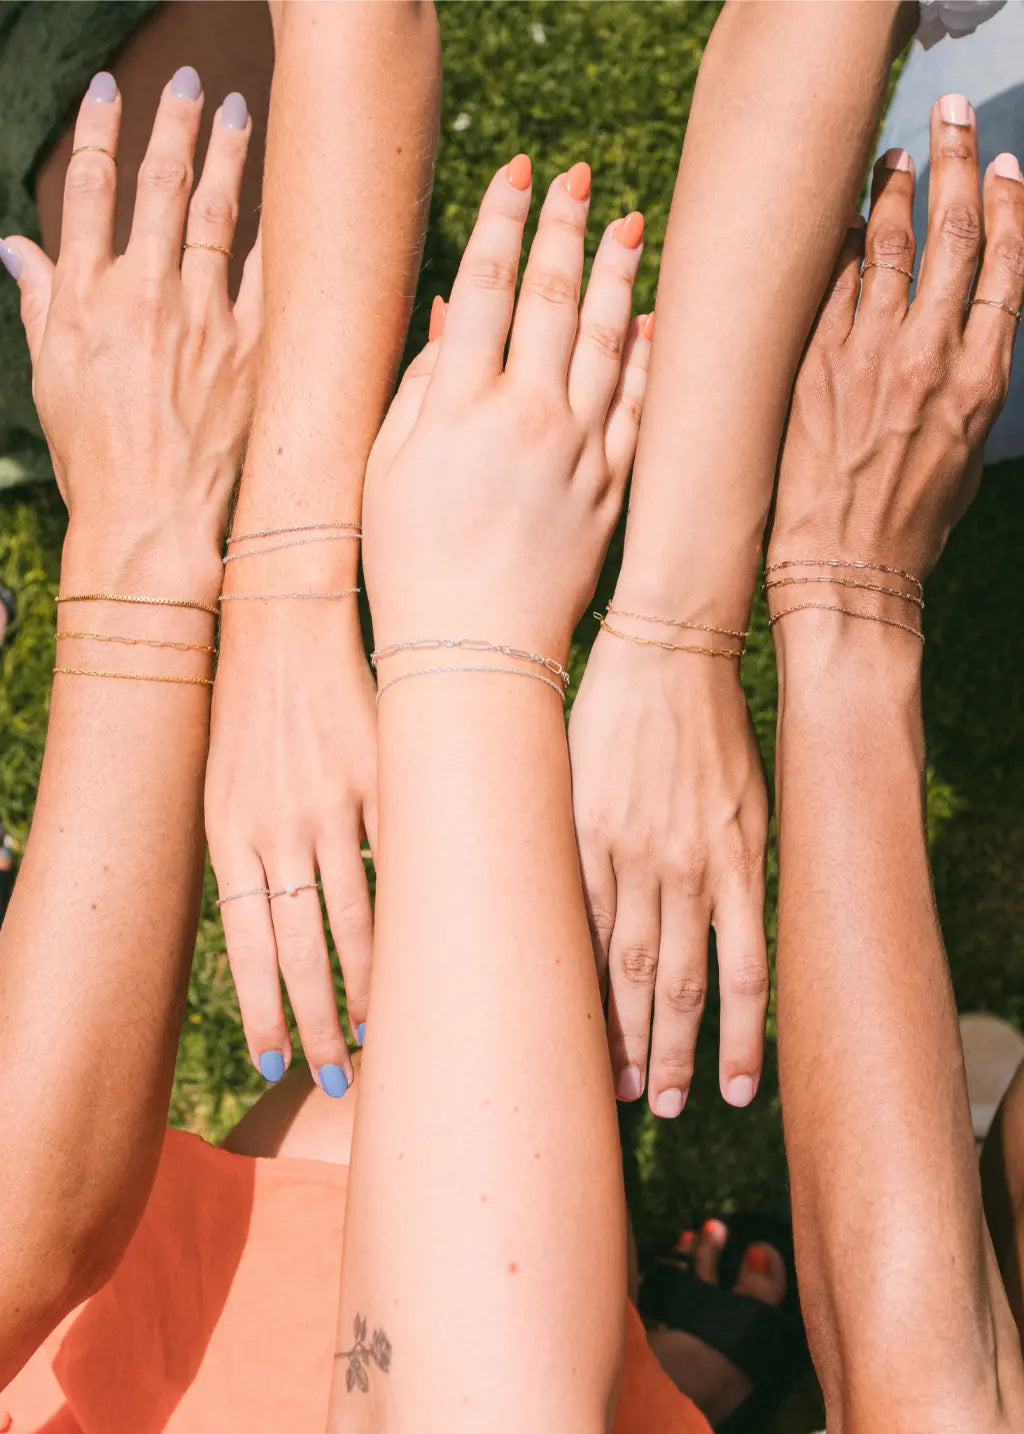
[2,4,1022,1429]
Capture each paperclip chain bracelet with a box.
[605,603,749,642]
[594,612,744,659]
[763,558,923,598]
[222,532,363,565]
[767,603,924,641]
[371,637,570,689]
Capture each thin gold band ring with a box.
[861,259,914,282]
[971,296,1022,322]
[71,144,117,165]
[183,240,233,259]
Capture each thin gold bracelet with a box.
[764,558,923,598]
[375,664,565,702]
[606,603,749,641]
[218,587,361,603]
[56,593,220,616]
[767,602,924,641]
[222,532,363,565]
[54,666,215,686]
[226,521,362,544]
[595,613,744,659]
[764,575,924,609]
[371,637,570,688]
[57,631,217,654]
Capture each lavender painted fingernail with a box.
[88,71,117,103]
[221,92,248,130]
[355,1022,366,1046]
[0,241,22,281]
[171,65,202,101]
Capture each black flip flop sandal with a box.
[638,1212,808,1434]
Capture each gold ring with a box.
[71,144,117,165]
[861,260,914,282]
[183,240,233,259]
[971,296,1022,322]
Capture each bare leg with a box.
[981,1062,1024,1343]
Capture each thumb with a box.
[2,236,55,367]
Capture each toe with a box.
[694,1218,727,1283]
[733,1241,787,1306]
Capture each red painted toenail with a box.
[673,1229,695,1253]
[703,1218,727,1243]
[745,1244,772,1275]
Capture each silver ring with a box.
[268,881,321,901]
[216,886,270,907]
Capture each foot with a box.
[645,1219,787,1427]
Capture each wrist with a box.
[613,547,759,636]
[61,522,223,607]
[775,607,923,733]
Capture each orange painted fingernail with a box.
[506,153,532,191]
[641,312,655,342]
[619,211,645,249]
[428,294,446,341]
[745,1244,772,1276]
[565,161,591,202]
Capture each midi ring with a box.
[268,881,321,901]
[71,144,117,165]
[971,296,1022,322]
[216,886,271,907]
[861,260,914,281]
[183,240,233,259]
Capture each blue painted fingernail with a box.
[171,65,202,101]
[88,71,117,103]
[221,92,248,130]
[320,1064,349,1099]
[0,241,22,281]
[259,1050,285,1083]
[355,1022,366,1046]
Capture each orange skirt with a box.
[1,1130,710,1434]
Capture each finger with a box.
[964,154,1024,377]
[647,894,711,1119]
[807,217,865,348]
[858,149,917,327]
[568,211,645,425]
[577,837,617,997]
[270,878,353,1097]
[59,71,122,276]
[506,163,592,384]
[375,333,443,459]
[915,93,982,323]
[428,293,447,341]
[319,837,375,1038]
[604,314,653,484]
[126,65,204,273]
[605,874,661,1104]
[182,92,251,304]
[712,879,770,1108]
[1,238,55,365]
[430,156,532,398]
[215,855,292,1082]
[233,220,264,344]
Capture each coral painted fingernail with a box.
[355,1022,366,1046]
[618,211,645,249]
[88,71,117,103]
[725,1075,756,1107]
[993,152,1024,182]
[565,161,591,201]
[259,1050,285,1083]
[171,65,202,101]
[641,312,655,342]
[428,294,446,341]
[704,1218,727,1245]
[939,93,972,127]
[320,1064,350,1099]
[615,1064,644,1101]
[745,1244,772,1276]
[506,153,531,191]
[0,240,22,281]
[654,1088,684,1118]
[882,147,913,173]
[221,91,248,130]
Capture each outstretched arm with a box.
[206,0,442,1096]
[571,0,916,1123]
[0,72,260,1384]
[772,100,1024,1429]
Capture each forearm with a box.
[619,0,913,621]
[335,679,626,1430]
[0,536,211,1382]
[775,616,1022,1430]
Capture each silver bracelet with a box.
[375,664,566,702]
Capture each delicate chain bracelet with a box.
[606,603,749,642]
[375,664,565,702]
[226,521,361,545]
[223,532,363,565]
[764,556,925,643]
[767,603,925,641]
[764,558,923,598]
[58,631,217,654]
[54,666,215,686]
[219,587,361,603]
[56,592,220,616]
[371,637,570,689]
[764,574,924,609]
[595,613,744,659]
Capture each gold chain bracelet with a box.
[595,613,744,659]
[56,592,220,616]
[54,666,214,686]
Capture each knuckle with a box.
[938,136,974,165]
[723,827,763,880]
[137,157,192,195]
[652,1052,695,1086]
[991,236,1024,281]
[937,202,983,255]
[466,256,517,292]
[666,843,710,898]
[586,899,616,938]
[724,955,771,1002]
[617,943,659,986]
[662,975,707,1016]
[523,265,578,307]
[578,319,624,362]
[277,937,325,976]
[65,158,116,198]
[870,225,915,262]
[190,188,238,230]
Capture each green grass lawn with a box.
[1,5,1021,1430]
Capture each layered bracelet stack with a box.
[764,558,925,641]
[594,602,748,659]
[53,593,219,687]
[371,637,571,702]
[220,519,363,604]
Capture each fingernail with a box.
[939,93,972,127]
[615,1064,644,1101]
[428,294,446,341]
[565,161,592,201]
[703,1218,728,1245]
[882,147,913,173]
[221,91,248,130]
[640,312,655,342]
[653,1088,685,1118]
[993,152,1024,183]
[745,1244,772,1276]
[725,1075,756,1107]
[355,1022,366,1045]
[0,241,22,281]
[506,153,531,191]
[320,1064,350,1099]
[259,1050,285,1083]
[88,71,117,103]
[171,65,202,101]
[673,1228,695,1254]
[848,214,867,231]
[618,211,645,249]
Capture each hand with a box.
[363,157,650,661]
[569,653,768,1118]
[4,67,262,601]
[770,97,1024,611]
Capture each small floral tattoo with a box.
[338,1314,392,1394]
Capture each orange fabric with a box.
[1,1130,711,1434]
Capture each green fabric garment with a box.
[0,0,159,489]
